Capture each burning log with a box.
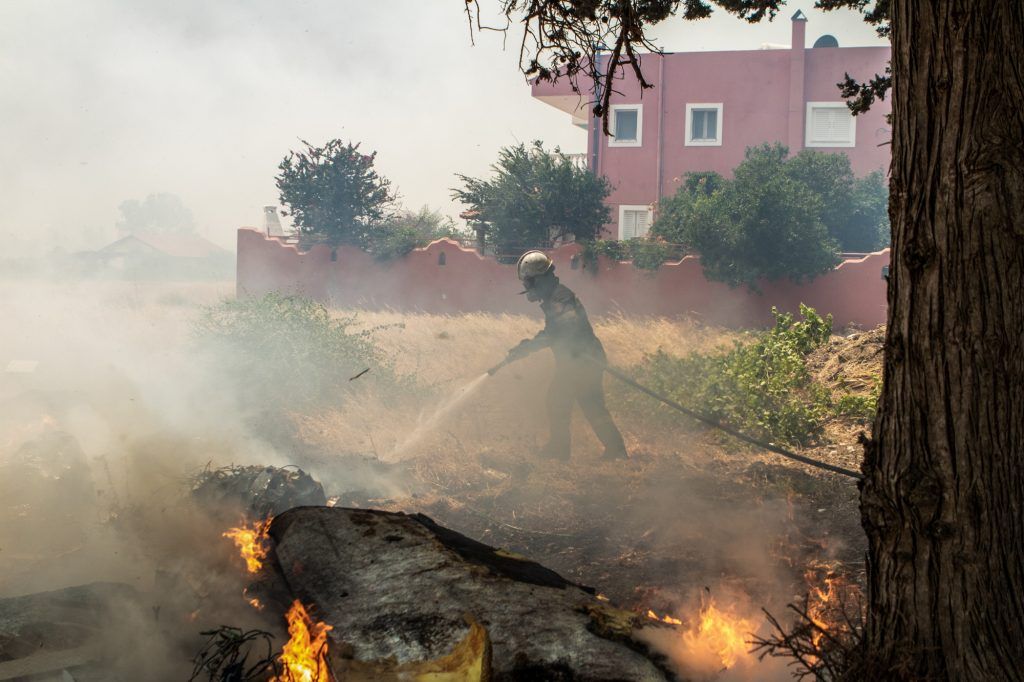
[265,507,675,680]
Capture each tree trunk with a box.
[860,1,1024,679]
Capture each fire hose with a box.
[488,356,863,480]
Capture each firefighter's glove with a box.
[506,340,531,363]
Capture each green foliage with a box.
[194,294,397,410]
[367,206,464,260]
[681,171,725,196]
[784,151,889,252]
[834,378,881,421]
[117,193,196,234]
[583,238,676,271]
[276,138,397,247]
[452,141,611,258]
[652,144,890,289]
[845,170,890,251]
[628,305,837,446]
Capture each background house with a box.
[76,232,233,280]
[531,12,892,240]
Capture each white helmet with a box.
[516,250,554,280]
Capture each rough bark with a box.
[860,1,1024,679]
[267,506,677,680]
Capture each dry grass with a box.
[295,310,745,467]
[345,309,741,389]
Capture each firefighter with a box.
[497,250,627,460]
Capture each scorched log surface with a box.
[268,506,676,681]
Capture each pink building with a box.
[532,12,892,239]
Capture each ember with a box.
[273,600,333,682]
[222,517,272,573]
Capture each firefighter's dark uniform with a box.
[514,277,627,459]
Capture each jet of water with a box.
[389,372,490,459]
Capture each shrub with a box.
[276,138,397,247]
[367,206,464,260]
[834,378,881,421]
[194,294,398,411]
[452,141,611,258]
[652,144,890,288]
[583,238,677,271]
[627,305,836,446]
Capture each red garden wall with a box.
[236,228,889,329]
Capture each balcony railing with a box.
[565,152,588,170]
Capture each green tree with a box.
[452,141,611,257]
[783,150,889,252]
[366,206,464,260]
[654,144,841,288]
[654,145,889,285]
[844,170,890,251]
[116,193,195,235]
[276,138,397,247]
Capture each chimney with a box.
[788,10,808,154]
[264,206,285,238]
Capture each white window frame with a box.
[608,104,643,147]
[618,205,653,240]
[805,102,857,148]
[685,103,724,146]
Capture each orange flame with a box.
[272,600,333,682]
[680,596,756,670]
[646,609,683,625]
[222,517,272,573]
[803,566,857,653]
[242,587,265,611]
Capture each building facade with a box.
[531,12,892,240]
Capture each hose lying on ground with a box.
[600,364,864,481]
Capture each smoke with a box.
[0,1,885,258]
[0,273,857,679]
[0,280,303,677]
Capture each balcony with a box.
[565,153,588,170]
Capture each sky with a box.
[0,1,886,255]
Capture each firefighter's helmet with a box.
[516,251,554,281]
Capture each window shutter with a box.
[810,107,852,144]
[621,209,650,239]
[621,211,637,239]
[634,210,650,238]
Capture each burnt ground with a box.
[289,328,884,624]
[312,437,865,620]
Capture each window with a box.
[609,105,642,147]
[806,102,856,147]
[618,205,652,240]
[685,103,723,146]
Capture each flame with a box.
[646,609,683,625]
[272,600,333,682]
[242,587,265,611]
[807,575,836,649]
[222,517,272,573]
[803,565,858,653]
[680,596,757,670]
